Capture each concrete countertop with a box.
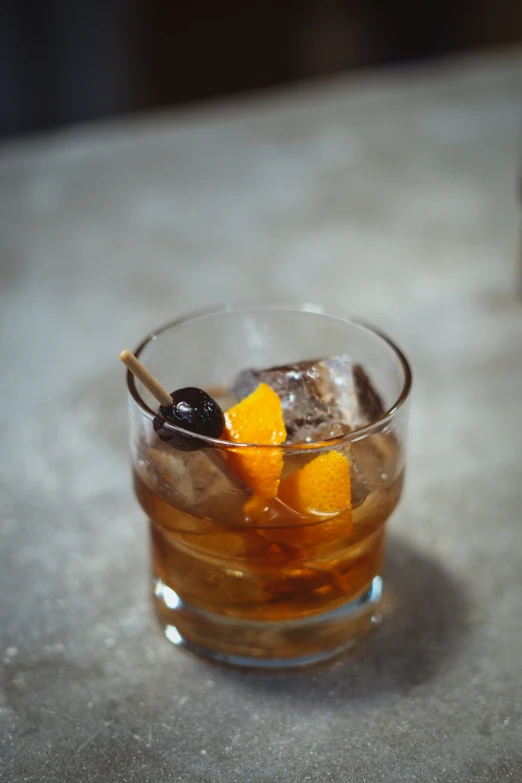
[1,49,522,782]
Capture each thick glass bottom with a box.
[153,575,382,669]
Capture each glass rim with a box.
[126,301,412,451]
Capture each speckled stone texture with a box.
[1,49,522,783]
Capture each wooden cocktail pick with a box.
[119,349,245,490]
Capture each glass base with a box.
[153,575,382,669]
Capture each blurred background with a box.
[1,5,522,779]
[2,0,522,139]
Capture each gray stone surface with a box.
[1,49,522,782]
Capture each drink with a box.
[124,305,411,666]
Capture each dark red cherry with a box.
[153,387,224,451]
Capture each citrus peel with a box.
[224,383,286,505]
[278,450,351,516]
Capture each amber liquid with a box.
[134,429,403,662]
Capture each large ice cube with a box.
[232,354,384,444]
[136,438,249,526]
[349,429,401,509]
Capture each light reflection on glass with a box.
[165,625,183,645]
[155,579,181,610]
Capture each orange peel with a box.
[259,451,352,553]
[278,450,351,516]
[224,383,286,506]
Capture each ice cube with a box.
[232,362,331,443]
[350,429,402,509]
[349,451,372,509]
[136,438,249,525]
[232,354,384,444]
